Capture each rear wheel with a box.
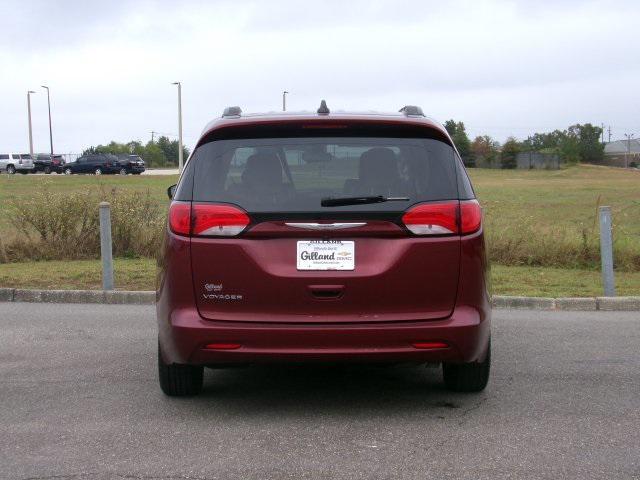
[442,339,490,392]
[158,343,204,396]
[44,166,52,174]
[119,168,127,175]
[64,167,72,175]
[6,165,16,174]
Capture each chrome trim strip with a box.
[285,222,367,230]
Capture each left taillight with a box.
[168,202,250,237]
[168,202,191,236]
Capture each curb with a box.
[491,295,640,311]
[0,288,155,305]
[0,288,638,311]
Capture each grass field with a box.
[0,165,639,296]
[468,165,640,270]
[1,258,638,297]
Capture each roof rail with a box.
[222,106,242,117]
[399,105,424,117]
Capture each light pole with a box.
[172,82,184,173]
[41,85,54,156]
[27,90,36,158]
[624,133,634,169]
[282,90,288,111]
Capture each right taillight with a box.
[168,202,250,237]
[402,200,481,236]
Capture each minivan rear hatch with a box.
[181,122,468,324]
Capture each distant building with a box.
[603,139,640,168]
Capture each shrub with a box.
[3,186,164,262]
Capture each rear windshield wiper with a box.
[321,195,410,207]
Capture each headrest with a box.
[242,153,283,187]
[359,147,399,184]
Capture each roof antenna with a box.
[317,100,330,115]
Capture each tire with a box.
[64,168,72,175]
[6,165,16,175]
[442,339,491,392]
[158,343,204,396]
[44,166,52,174]
[119,168,127,175]
[94,168,102,175]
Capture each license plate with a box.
[297,240,355,271]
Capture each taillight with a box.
[402,200,482,236]
[460,199,482,234]
[168,202,191,236]
[402,201,458,235]
[193,204,250,236]
[168,202,250,237]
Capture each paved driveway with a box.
[1,303,639,480]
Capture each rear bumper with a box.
[157,305,490,366]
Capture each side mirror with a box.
[167,184,177,199]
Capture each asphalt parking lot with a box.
[1,303,639,480]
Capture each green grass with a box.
[0,258,157,291]
[1,164,639,294]
[491,264,639,297]
[0,258,637,297]
[469,165,640,270]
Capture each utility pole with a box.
[624,133,634,169]
[41,85,54,155]
[150,131,156,143]
[27,90,36,158]
[282,90,288,111]
[601,123,605,144]
[172,82,184,173]
[608,126,612,143]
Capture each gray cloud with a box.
[1,0,638,153]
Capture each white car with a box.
[0,153,35,174]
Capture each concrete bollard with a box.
[599,206,616,297]
[99,202,114,291]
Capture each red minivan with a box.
[157,103,491,396]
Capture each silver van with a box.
[0,154,35,174]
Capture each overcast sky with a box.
[1,0,639,153]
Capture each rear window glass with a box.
[0,154,8,160]
[191,137,459,212]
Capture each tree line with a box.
[444,120,605,169]
[82,136,190,168]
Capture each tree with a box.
[471,135,500,167]
[568,123,604,164]
[156,136,190,166]
[143,141,167,167]
[500,137,520,169]
[444,119,473,167]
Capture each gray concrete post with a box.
[99,202,114,291]
[599,206,616,297]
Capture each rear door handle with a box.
[308,285,345,300]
